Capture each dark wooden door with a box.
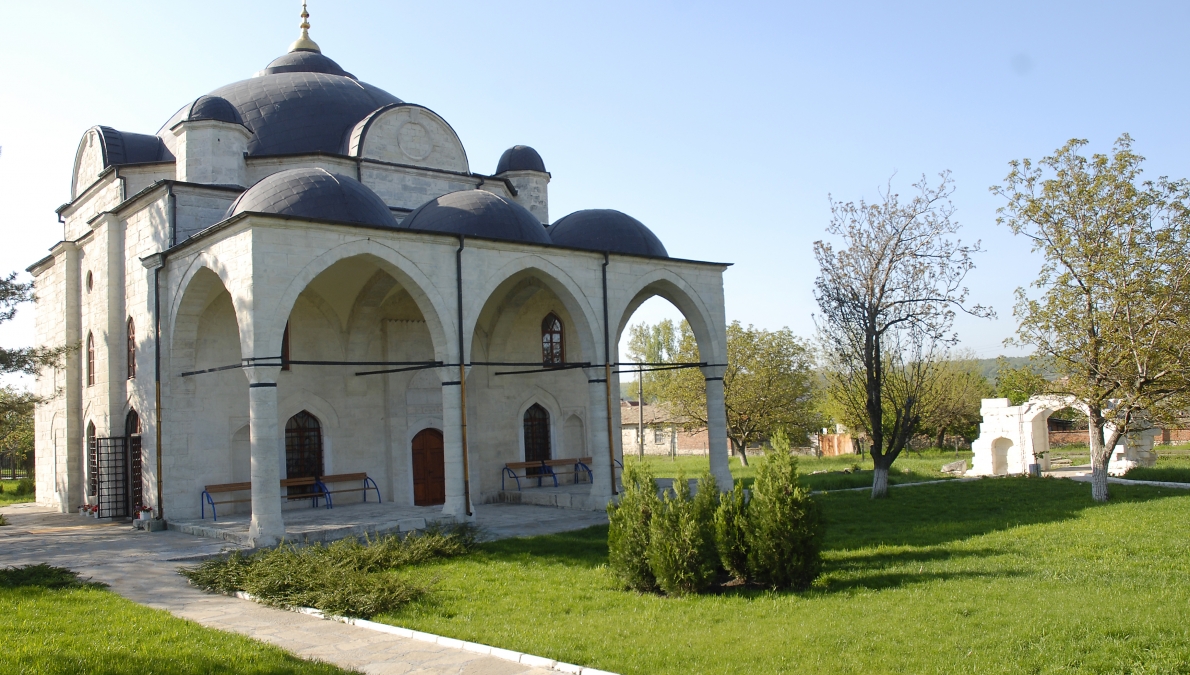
[411,428,445,506]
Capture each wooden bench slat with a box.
[321,473,366,483]
[204,482,252,493]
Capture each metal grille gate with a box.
[95,437,129,519]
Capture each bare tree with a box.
[994,136,1190,501]
[814,173,992,498]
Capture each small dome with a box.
[184,95,243,125]
[495,145,546,174]
[549,209,668,258]
[226,168,398,228]
[255,51,354,79]
[402,190,550,244]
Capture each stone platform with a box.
[168,499,610,547]
[495,483,610,511]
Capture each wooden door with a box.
[411,428,445,506]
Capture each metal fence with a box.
[0,450,32,480]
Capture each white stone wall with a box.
[499,171,549,224]
[347,105,469,174]
[173,121,252,187]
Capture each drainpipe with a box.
[602,253,617,495]
[456,235,472,516]
[154,266,164,519]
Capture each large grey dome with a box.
[401,190,550,244]
[549,209,668,258]
[495,145,546,174]
[159,52,402,156]
[226,168,398,228]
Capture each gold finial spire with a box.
[288,1,321,53]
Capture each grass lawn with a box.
[0,564,350,675]
[0,479,35,507]
[625,448,972,491]
[379,478,1190,674]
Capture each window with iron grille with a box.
[281,322,291,371]
[126,317,136,379]
[86,333,95,386]
[86,422,96,497]
[541,313,564,365]
[285,410,322,493]
[523,404,551,464]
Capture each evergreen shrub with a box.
[714,481,749,580]
[646,472,719,596]
[746,450,824,590]
[606,462,660,592]
[15,478,33,496]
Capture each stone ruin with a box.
[968,396,1159,477]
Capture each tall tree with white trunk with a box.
[814,173,991,498]
[993,135,1190,502]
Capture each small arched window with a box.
[86,333,95,387]
[86,421,97,497]
[541,313,564,365]
[126,317,136,380]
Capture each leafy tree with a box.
[625,319,678,403]
[993,135,1190,502]
[918,356,994,447]
[0,387,36,472]
[814,173,993,498]
[650,320,820,466]
[993,357,1048,406]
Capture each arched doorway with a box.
[125,410,143,513]
[991,438,1013,475]
[285,411,323,493]
[524,404,551,463]
[411,428,445,506]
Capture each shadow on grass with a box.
[820,477,1187,550]
[477,526,609,568]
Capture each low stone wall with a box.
[1050,428,1190,446]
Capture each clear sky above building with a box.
[1,0,1187,375]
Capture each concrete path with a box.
[0,502,611,675]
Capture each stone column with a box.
[586,368,614,502]
[440,378,472,518]
[246,365,284,547]
[702,366,733,489]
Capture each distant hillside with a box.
[974,356,1056,382]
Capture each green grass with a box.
[377,478,1190,674]
[625,448,972,491]
[0,564,352,674]
[0,479,35,506]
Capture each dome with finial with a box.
[157,2,404,157]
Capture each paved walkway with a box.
[0,502,611,675]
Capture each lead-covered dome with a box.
[159,50,402,156]
[495,145,547,174]
[226,168,398,228]
[549,209,668,258]
[401,190,550,244]
[183,95,243,125]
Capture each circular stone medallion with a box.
[397,122,433,161]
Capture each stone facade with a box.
[29,31,732,547]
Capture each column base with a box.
[248,515,284,548]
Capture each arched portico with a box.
[612,267,731,489]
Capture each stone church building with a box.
[30,9,731,546]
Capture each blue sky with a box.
[1,1,1187,376]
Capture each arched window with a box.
[86,333,95,386]
[126,409,143,511]
[285,411,323,486]
[523,404,551,463]
[126,317,136,380]
[86,421,96,497]
[541,313,564,365]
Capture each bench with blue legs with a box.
[200,476,328,521]
[314,472,382,508]
[503,456,608,491]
